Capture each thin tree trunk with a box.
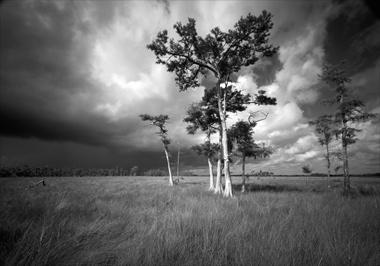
[340,94,350,194]
[214,129,223,194]
[208,157,215,191]
[342,141,350,194]
[164,145,174,186]
[177,140,180,183]
[341,108,350,194]
[326,142,331,186]
[241,156,246,192]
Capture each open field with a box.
[1,175,379,266]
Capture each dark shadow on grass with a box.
[232,183,304,193]
[179,182,207,187]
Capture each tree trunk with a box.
[164,145,174,186]
[177,140,180,183]
[340,95,350,195]
[342,116,350,194]
[214,129,223,194]
[208,157,215,191]
[218,82,233,197]
[241,156,246,192]
[342,142,350,194]
[326,142,331,186]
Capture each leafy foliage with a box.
[318,61,377,193]
[302,165,313,175]
[190,142,219,159]
[139,114,171,146]
[319,62,377,147]
[147,11,278,89]
[144,168,168,176]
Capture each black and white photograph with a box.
[0,0,379,265]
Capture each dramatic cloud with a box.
[0,0,379,174]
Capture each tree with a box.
[184,98,219,191]
[139,114,174,186]
[301,164,313,183]
[184,86,251,193]
[309,114,334,185]
[190,142,219,191]
[147,11,278,197]
[318,61,377,195]
[130,166,139,176]
[228,112,273,192]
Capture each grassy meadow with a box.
[0,175,379,266]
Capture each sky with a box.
[0,0,379,175]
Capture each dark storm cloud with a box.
[0,1,135,151]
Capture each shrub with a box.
[144,169,168,176]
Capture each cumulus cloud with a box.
[0,0,378,173]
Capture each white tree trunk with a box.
[217,82,233,197]
[177,140,180,183]
[214,130,223,194]
[241,156,246,192]
[164,146,174,186]
[208,157,215,191]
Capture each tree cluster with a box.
[142,12,377,197]
[145,11,278,197]
[309,61,377,195]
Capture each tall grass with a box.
[0,176,379,266]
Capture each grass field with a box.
[0,175,379,266]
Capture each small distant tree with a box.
[228,112,273,192]
[130,166,139,176]
[302,164,313,183]
[139,114,174,186]
[191,141,219,191]
[309,114,334,185]
[334,165,342,175]
[319,61,377,195]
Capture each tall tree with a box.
[319,61,377,195]
[309,114,334,185]
[139,114,174,186]
[147,11,278,197]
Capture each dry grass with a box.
[0,175,379,266]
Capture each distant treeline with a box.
[0,165,196,178]
[0,165,378,178]
[0,165,134,178]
